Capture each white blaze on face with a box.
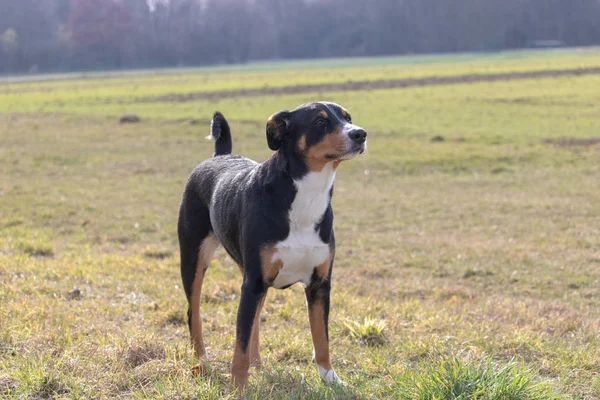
[342,123,361,136]
[270,162,336,289]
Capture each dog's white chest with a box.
[271,230,330,288]
[270,164,335,289]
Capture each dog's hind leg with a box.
[189,234,219,359]
[178,201,219,361]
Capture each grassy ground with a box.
[1,49,599,398]
[2,48,600,114]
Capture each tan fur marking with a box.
[305,126,345,172]
[231,340,250,387]
[190,268,206,358]
[318,111,329,119]
[267,114,286,140]
[190,235,219,359]
[266,115,276,132]
[341,108,348,117]
[297,134,307,153]
[314,250,333,280]
[231,291,266,386]
[260,246,283,283]
[307,301,332,370]
[249,295,266,368]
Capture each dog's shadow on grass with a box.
[242,368,364,400]
[193,365,364,400]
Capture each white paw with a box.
[317,365,346,386]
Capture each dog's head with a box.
[266,102,367,171]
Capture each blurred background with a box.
[2,0,600,74]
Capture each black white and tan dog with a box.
[177,102,367,386]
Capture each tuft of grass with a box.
[0,375,17,396]
[397,358,560,400]
[32,374,71,398]
[163,310,186,326]
[463,267,494,279]
[344,317,387,347]
[15,240,54,257]
[142,249,173,260]
[121,339,166,368]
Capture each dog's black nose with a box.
[348,128,367,144]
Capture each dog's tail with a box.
[206,111,232,156]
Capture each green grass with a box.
[1,49,600,398]
[396,358,560,400]
[344,318,388,347]
[2,47,600,115]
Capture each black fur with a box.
[209,111,232,156]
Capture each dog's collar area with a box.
[267,148,311,179]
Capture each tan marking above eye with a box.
[340,108,348,117]
[318,111,328,119]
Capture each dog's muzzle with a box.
[348,128,367,145]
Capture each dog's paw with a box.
[318,366,346,386]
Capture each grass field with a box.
[1,49,600,399]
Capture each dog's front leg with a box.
[231,276,267,387]
[305,278,343,385]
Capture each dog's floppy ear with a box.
[266,110,291,151]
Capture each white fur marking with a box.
[206,119,215,141]
[271,162,336,289]
[317,365,343,385]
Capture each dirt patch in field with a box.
[543,137,600,147]
[158,117,261,127]
[140,67,600,103]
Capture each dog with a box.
[177,101,367,387]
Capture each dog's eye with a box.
[314,117,327,127]
[344,114,352,123]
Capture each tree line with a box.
[1,0,600,74]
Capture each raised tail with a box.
[206,111,232,156]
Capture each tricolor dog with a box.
[177,102,367,386]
